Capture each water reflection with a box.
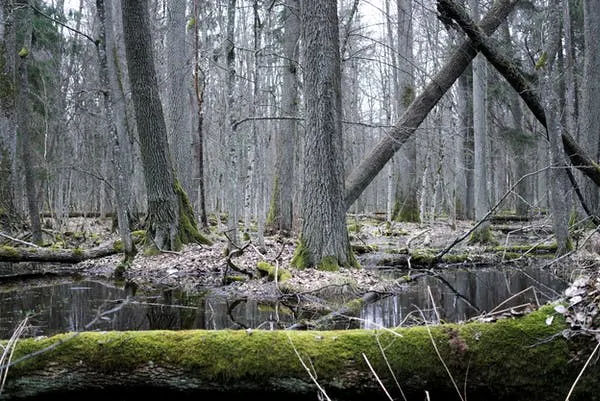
[0,266,567,339]
[361,266,567,328]
[0,280,297,339]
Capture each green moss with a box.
[72,248,84,257]
[169,180,212,249]
[131,230,146,243]
[265,175,280,230]
[242,231,251,241]
[256,261,291,282]
[468,224,497,245]
[6,304,589,401]
[0,245,19,257]
[347,223,361,233]
[318,255,340,272]
[393,199,420,223]
[290,238,310,270]
[112,240,124,253]
[223,275,247,284]
[411,248,437,264]
[143,246,161,256]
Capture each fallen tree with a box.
[0,240,121,263]
[2,305,599,400]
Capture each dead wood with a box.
[0,241,121,263]
[2,306,597,401]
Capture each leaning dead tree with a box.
[343,0,520,209]
[2,306,599,400]
[436,0,600,188]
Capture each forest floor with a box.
[65,213,600,303]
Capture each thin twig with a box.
[435,166,550,263]
[362,353,394,401]
[422,287,465,401]
[375,335,408,401]
[565,341,600,401]
[0,232,41,248]
[286,334,332,401]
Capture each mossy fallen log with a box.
[0,241,121,263]
[2,305,599,400]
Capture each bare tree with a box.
[267,0,300,235]
[15,1,42,245]
[581,0,600,216]
[292,0,354,269]
[540,0,571,255]
[121,0,210,251]
[469,0,492,243]
[0,0,17,232]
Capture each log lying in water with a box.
[2,305,598,400]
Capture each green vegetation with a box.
[5,305,598,400]
[256,261,291,282]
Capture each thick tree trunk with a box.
[2,307,598,400]
[15,4,42,246]
[0,1,18,232]
[293,0,353,269]
[343,0,519,209]
[165,0,193,197]
[581,0,600,215]
[121,0,210,251]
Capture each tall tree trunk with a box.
[393,0,419,222]
[343,0,518,209]
[96,0,134,258]
[225,0,239,247]
[456,67,474,220]
[267,0,299,235]
[121,0,210,251]
[165,0,193,196]
[0,0,17,232]
[15,2,42,245]
[470,0,492,243]
[292,0,354,270]
[192,0,208,229]
[542,0,571,255]
[581,0,600,216]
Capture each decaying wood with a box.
[1,307,598,400]
[343,0,519,209]
[437,0,600,187]
[0,241,120,263]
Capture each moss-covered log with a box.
[0,241,122,263]
[2,306,599,400]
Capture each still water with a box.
[0,266,567,339]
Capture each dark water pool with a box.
[0,265,567,338]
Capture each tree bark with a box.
[2,308,597,400]
[121,0,210,251]
[15,3,42,246]
[268,0,300,235]
[343,0,519,209]
[436,0,600,189]
[293,0,353,269]
[95,0,134,258]
[0,241,121,263]
[581,0,600,214]
[0,0,18,232]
